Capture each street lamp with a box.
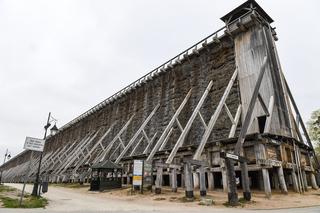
[50,123,59,135]
[31,112,58,196]
[0,149,11,184]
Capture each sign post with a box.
[24,137,45,152]
[20,136,45,206]
[133,160,144,193]
[220,152,251,205]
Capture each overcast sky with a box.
[0,0,319,159]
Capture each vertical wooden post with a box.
[127,173,131,185]
[225,158,238,206]
[240,162,251,201]
[181,172,185,189]
[207,171,214,191]
[199,166,206,196]
[309,163,319,190]
[277,166,288,194]
[310,172,319,190]
[291,169,299,192]
[273,170,280,190]
[155,166,163,194]
[193,172,199,189]
[302,170,308,191]
[184,163,194,198]
[220,156,228,192]
[171,168,177,192]
[262,169,271,198]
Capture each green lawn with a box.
[0,184,48,208]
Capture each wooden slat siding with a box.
[244,146,256,163]
[269,26,297,140]
[262,26,292,135]
[234,24,291,137]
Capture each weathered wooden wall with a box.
[1,35,241,171]
[234,24,291,137]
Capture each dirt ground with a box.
[75,185,320,210]
[4,183,320,211]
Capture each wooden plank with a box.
[115,104,160,163]
[146,89,192,163]
[258,93,270,116]
[166,81,213,164]
[277,166,288,194]
[142,132,158,155]
[94,115,134,163]
[159,127,173,151]
[234,56,268,155]
[224,104,234,124]
[229,104,242,138]
[264,96,274,133]
[193,69,238,160]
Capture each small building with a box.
[90,160,122,191]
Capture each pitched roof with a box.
[91,160,122,169]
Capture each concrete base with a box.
[185,190,194,198]
[200,190,206,197]
[155,188,161,194]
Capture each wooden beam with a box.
[229,104,242,138]
[115,104,160,163]
[258,93,270,116]
[234,56,268,155]
[263,96,274,133]
[166,81,213,164]
[193,69,238,160]
[94,115,134,163]
[146,89,192,163]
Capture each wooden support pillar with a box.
[240,162,251,201]
[127,174,131,185]
[193,172,199,189]
[155,166,163,194]
[171,168,177,192]
[291,170,299,192]
[225,158,238,206]
[310,172,319,190]
[273,170,280,190]
[316,172,320,186]
[302,170,308,191]
[207,171,214,191]
[184,163,194,198]
[181,172,185,188]
[199,166,206,196]
[277,166,288,194]
[220,158,228,192]
[262,169,271,198]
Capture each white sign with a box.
[226,153,239,161]
[133,160,143,186]
[24,137,45,152]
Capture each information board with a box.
[133,160,143,186]
[24,137,45,152]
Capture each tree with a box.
[307,109,320,158]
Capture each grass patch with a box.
[0,196,48,208]
[153,197,166,201]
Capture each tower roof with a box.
[221,0,273,24]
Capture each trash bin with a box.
[42,181,48,193]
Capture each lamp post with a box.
[0,149,11,184]
[31,112,58,196]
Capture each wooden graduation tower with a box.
[1,0,318,201]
